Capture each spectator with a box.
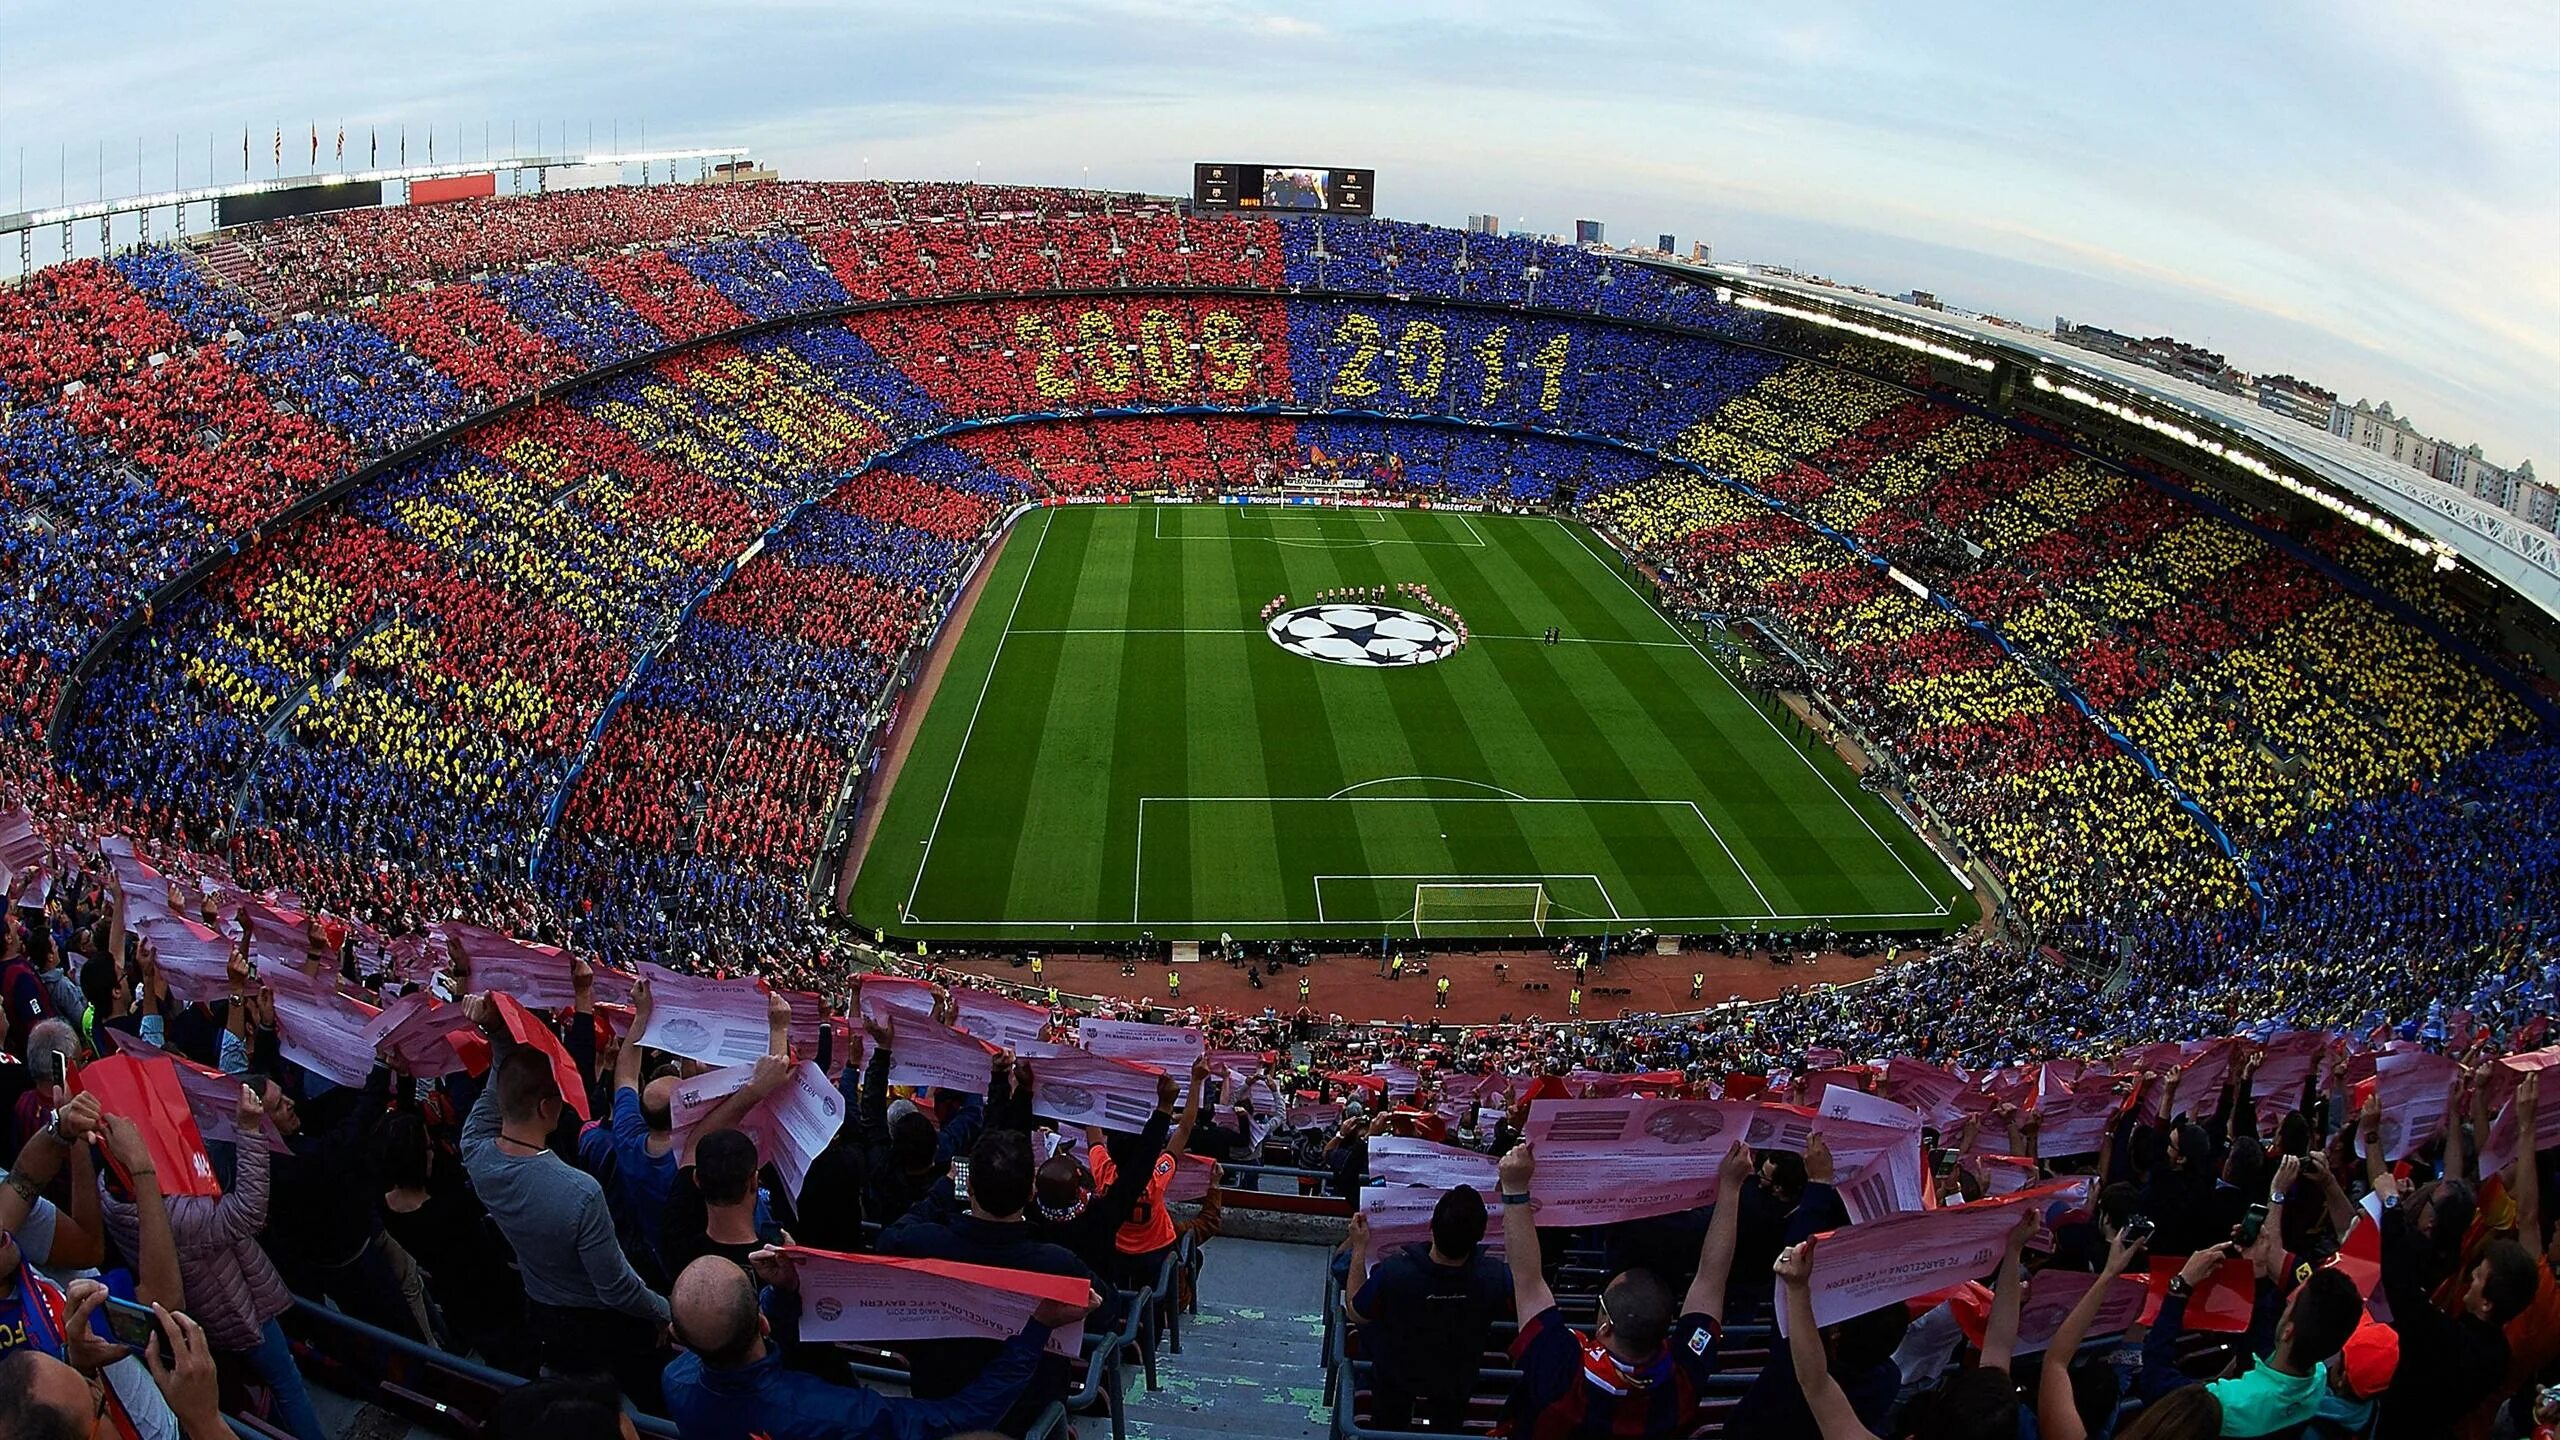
[458,994,669,1408]
[875,1128,1104,1433]
[660,1250,1080,1440]
[661,1127,785,1278]
[1016,1061,1175,1278]
[255,1064,423,1341]
[586,976,682,1273]
[485,1375,640,1440]
[1342,1185,1511,1432]
[1494,1139,1748,1439]
[0,1298,231,1440]
[1779,1218,2034,1440]
[376,1107,535,1374]
[96,1083,326,1440]
[1086,1055,1206,1291]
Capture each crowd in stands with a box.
[1,189,2555,1428]
[8,800,2553,1439]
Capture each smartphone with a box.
[2239,1202,2268,1245]
[950,1158,972,1204]
[101,1297,161,1352]
[38,1052,68,1091]
[2119,1215,2157,1246]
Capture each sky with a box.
[4,0,2552,468]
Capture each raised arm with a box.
[690,1054,792,1165]
[1776,1242,1881,1440]
[1169,1054,1210,1159]
[2511,1072,2540,1245]
[614,978,652,1098]
[2225,1050,2260,1145]
[1342,1212,1377,1322]
[3,1093,95,1250]
[460,995,506,1164]
[202,1086,273,1242]
[1684,1142,1753,1323]
[2445,1066,2477,1182]
[99,1116,182,1311]
[2250,1154,2301,1283]
[2038,1226,2145,1440]
[1497,1142,1554,1320]
[1979,1212,2038,1372]
[2359,1088,2391,1199]
[2304,1150,2356,1239]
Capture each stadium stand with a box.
[0,178,2552,1440]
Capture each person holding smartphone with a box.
[0,1095,194,1440]
[0,1294,231,1440]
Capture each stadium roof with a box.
[0,147,749,236]
[1667,264,2560,623]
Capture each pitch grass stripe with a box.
[1166,513,1275,923]
[1547,517,1952,915]
[1481,517,1789,921]
[1223,508,1377,924]
[1429,522,1758,921]
[1510,519,1836,916]
[1539,517,1923,917]
[895,508,1052,922]
[1444,522,1770,922]
[1333,517,1547,899]
[1112,517,1192,924]
[1288,518,1445,923]
[923,512,1092,920]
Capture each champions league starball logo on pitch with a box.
[1267,604,1460,668]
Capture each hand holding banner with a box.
[2369,1049,2458,1162]
[105,1033,290,1155]
[953,989,1051,1052]
[271,986,382,1089]
[1791,1181,2082,1329]
[636,962,775,1067]
[436,923,577,1008]
[859,975,940,1029]
[74,1054,224,1199]
[1367,1135,1501,1192]
[138,914,237,1003]
[886,1014,998,1095]
[786,1246,1088,1357]
[1019,1045,1165,1134]
[1078,1019,1204,1073]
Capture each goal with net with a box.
[1412,882,1551,936]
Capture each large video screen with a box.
[1194,163,1373,216]
[217,179,383,227]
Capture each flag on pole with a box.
[309,124,317,166]
[335,124,344,164]
[241,129,249,174]
[272,128,281,171]
[428,128,434,163]
[399,126,406,164]
[370,127,378,166]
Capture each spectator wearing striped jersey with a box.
[1494,1139,1750,1440]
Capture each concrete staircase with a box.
[1110,1237,1332,1440]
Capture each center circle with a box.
[1266,603,1461,668]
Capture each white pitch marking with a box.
[903,507,1056,922]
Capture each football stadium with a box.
[0,16,2555,1440]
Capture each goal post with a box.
[1413,882,1551,936]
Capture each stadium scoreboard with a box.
[1193,163,1373,216]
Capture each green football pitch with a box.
[848,503,1973,942]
